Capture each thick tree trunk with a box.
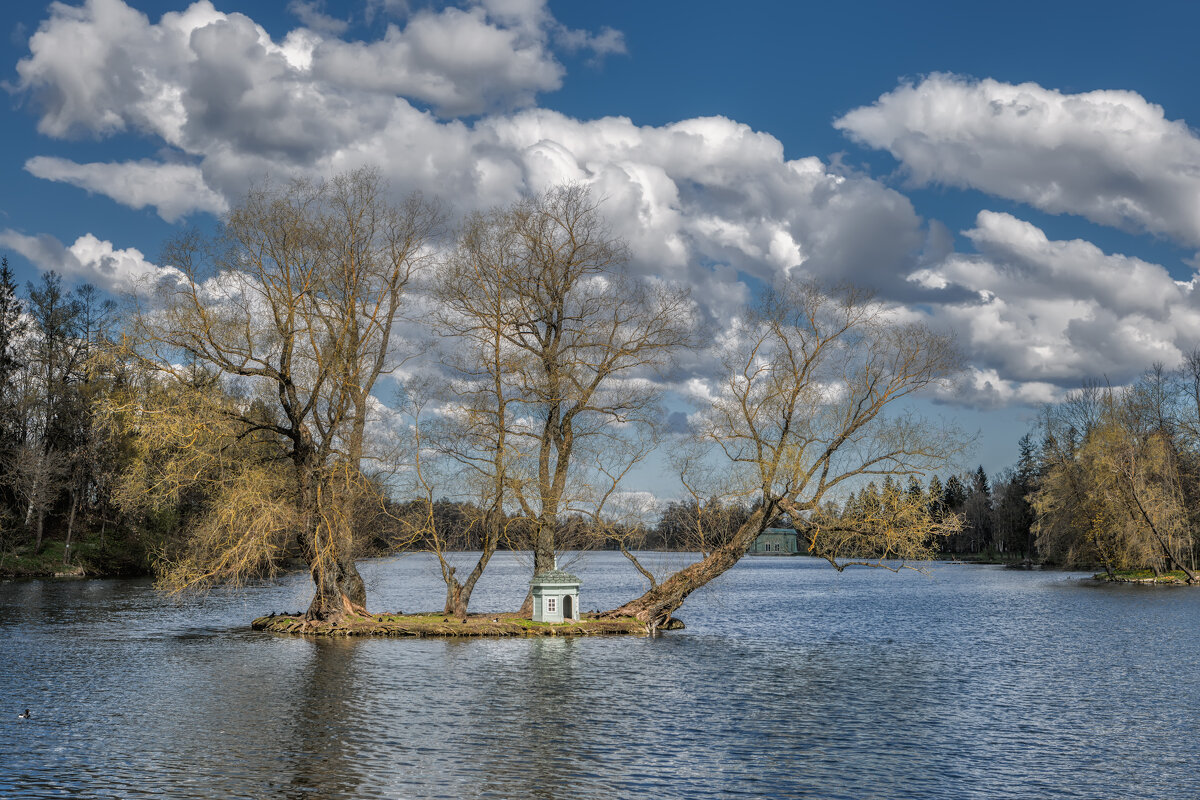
[444,578,465,618]
[306,557,369,622]
[440,512,502,618]
[604,508,770,630]
[534,537,554,576]
[520,512,557,616]
[337,555,366,608]
[295,429,368,624]
[303,528,369,620]
[532,505,557,576]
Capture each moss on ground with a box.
[0,534,153,579]
[1093,569,1196,585]
[251,611,648,637]
[0,540,87,578]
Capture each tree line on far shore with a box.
[826,364,1200,579]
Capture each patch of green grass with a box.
[1,531,154,578]
[253,611,645,637]
[1096,568,1194,583]
[0,540,79,577]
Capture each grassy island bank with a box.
[1093,569,1196,585]
[0,536,152,580]
[252,611,653,637]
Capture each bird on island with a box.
[17,709,30,720]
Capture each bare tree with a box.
[391,379,509,618]
[126,167,441,623]
[61,285,117,566]
[0,260,27,523]
[423,208,527,616]
[9,442,66,555]
[615,438,756,593]
[434,185,692,607]
[607,281,962,630]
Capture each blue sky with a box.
[4,0,1200,493]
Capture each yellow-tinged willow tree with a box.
[1032,382,1199,581]
[106,368,304,589]
[806,475,961,570]
[607,281,963,630]
[125,168,442,622]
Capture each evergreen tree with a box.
[1014,433,1039,557]
[972,465,990,496]
[964,466,993,552]
[0,258,24,384]
[943,475,967,511]
[861,481,881,514]
[906,475,925,505]
[0,258,25,530]
[926,475,945,520]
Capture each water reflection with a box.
[3,556,1200,798]
[466,639,587,799]
[278,639,366,800]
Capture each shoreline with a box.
[1092,570,1196,585]
[251,611,652,637]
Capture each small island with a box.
[251,611,651,637]
[1093,569,1197,585]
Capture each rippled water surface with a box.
[2,553,1199,799]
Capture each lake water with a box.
[2,552,1198,799]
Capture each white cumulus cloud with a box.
[20,4,1200,413]
[13,0,931,303]
[836,74,1200,248]
[0,230,175,293]
[916,211,1200,398]
[24,157,228,221]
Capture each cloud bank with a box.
[12,4,1200,410]
[917,211,1200,406]
[13,0,929,296]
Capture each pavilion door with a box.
[563,594,574,620]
